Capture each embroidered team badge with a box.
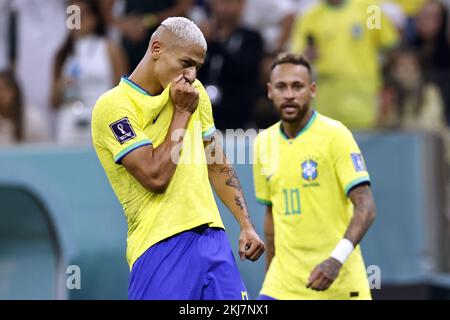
[110,117,136,144]
[302,159,318,181]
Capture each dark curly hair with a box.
[271,52,312,77]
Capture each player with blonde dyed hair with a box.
[92,17,264,300]
[157,17,208,51]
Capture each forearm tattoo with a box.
[206,139,249,215]
[345,184,376,244]
[234,195,249,213]
[349,183,372,210]
[220,166,243,191]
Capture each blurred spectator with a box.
[11,0,67,137]
[198,0,264,130]
[51,0,127,145]
[290,0,399,130]
[444,0,450,15]
[96,0,124,43]
[392,0,426,41]
[290,0,319,13]
[114,0,195,71]
[393,0,426,17]
[242,0,296,54]
[381,49,446,131]
[250,51,282,130]
[410,0,450,126]
[248,0,321,129]
[241,0,297,129]
[0,70,48,144]
[188,0,210,25]
[0,0,11,70]
[379,0,407,32]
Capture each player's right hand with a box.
[170,74,199,115]
[306,257,342,291]
[239,227,265,262]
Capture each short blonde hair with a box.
[160,17,207,51]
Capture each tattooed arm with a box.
[343,184,377,245]
[307,184,376,291]
[205,136,265,262]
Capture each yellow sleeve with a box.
[289,7,319,54]
[195,80,216,141]
[92,95,153,164]
[376,12,399,49]
[331,126,371,196]
[253,135,272,206]
[289,13,308,54]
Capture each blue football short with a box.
[128,225,248,300]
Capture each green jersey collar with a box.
[121,77,155,96]
[280,110,318,140]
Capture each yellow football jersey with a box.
[92,77,224,269]
[253,111,372,299]
[290,0,399,129]
[393,0,425,17]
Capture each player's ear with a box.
[310,82,316,99]
[151,40,162,60]
[267,82,272,100]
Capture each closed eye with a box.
[181,60,191,68]
[181,59,203,71]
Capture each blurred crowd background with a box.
[1,0,450,300]
[0,0,449,145]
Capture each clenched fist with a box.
[170,75,199,115]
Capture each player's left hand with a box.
[306,257,342,291]
[238,227,265,262]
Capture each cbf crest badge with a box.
[302,159,318,181]
[351,23,363,40]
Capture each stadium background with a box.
[1,0,450,299]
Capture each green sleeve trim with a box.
[256,197,272,206]
[344,176,371,196]
[202,126,216,140]
[114,139,152,164]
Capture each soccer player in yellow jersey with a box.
[290,0,399,130]
[393,0,426,17]
[91,17,264,300]
[253,53,377,300]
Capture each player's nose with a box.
[183,67,197,84]
[284,87,295,100]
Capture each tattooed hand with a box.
[306,258,342,291]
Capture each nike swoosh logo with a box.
[152,110,162,124]
[266,175,273,182]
